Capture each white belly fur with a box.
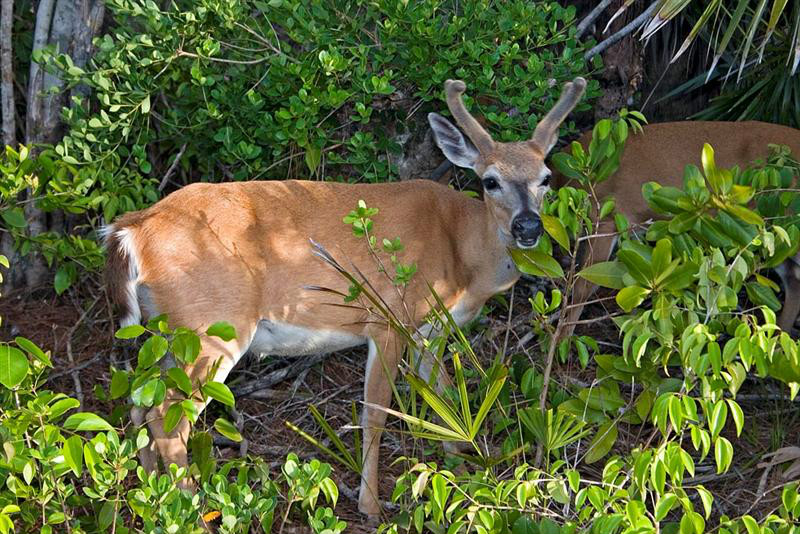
[248,319,366,357]
[246,298,479,359]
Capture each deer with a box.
[103,77,587,517]
[552,120,800,339]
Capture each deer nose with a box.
[511,213,542,246]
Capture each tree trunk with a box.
[1,0,14,147]
[0,0,104,291]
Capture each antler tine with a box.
[444,79,495,153]
[530,77,587,152]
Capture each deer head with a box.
[428,77,586,249]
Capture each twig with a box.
[231,353,328,397]
[584,2,660,61]
[65,339,84,406]
[158,142,187,191]
[576,0,616,38]
[45,352,103,383]
[176,49,271,65]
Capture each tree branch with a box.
[584,2,659,61]
[576,0,615,39]
[231,353,329,398]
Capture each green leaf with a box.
[167,367,193,396]
[98,501,115,531]
[599,199,616,219]
[138,335,168,368]
[202,381,235,407]
[617,249,653,285]
[709,400,727,439]
[578,261,626,289]
[63,412,114,432]
[696,486,713,519]
[726,399,744,437]
[54,266,72,295]
[163,403,184,434]
[654,493,677,521]
[584,421,617,463]
[1,208,27,228]
[726,204,763,226]
[616,286,650,312]
[214,417,242,442]
[206,321,237,341]
[115,324,145,339]
[50,398,80,419]
[509,248,564,278]
[701,143,717,178]
[0,345,29,389]
[14,337,50,366]
[63,436,84,477]
[714,436,733,473]
[741,515,759,534]
[110,370,129,399]
[305,146,322,173]
[541,214,569,251]
[651,239,672,277]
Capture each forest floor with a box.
[1,275,798,532]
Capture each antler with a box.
[530,77,587,152]
[444,80,495,154]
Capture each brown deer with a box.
[104,77,587,517]
[552,121,800,338]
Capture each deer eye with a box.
[482,178,500,191]
[541,174,551,187]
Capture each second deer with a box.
[552,121,800,336]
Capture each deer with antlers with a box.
[104,77,587,517]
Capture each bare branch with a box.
[158,142,187,191]
[584,2,659,61]
[576,0,615,39]
[231,353,329,397]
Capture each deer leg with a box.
[777,257,800,334]
[359,333,402,517]
[131,406,158,472]
[145,332,246,488]
[559,228,617,341]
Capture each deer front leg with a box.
[359,334,402,517]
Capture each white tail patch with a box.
[103,224,143,327]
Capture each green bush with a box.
[0,329,344,534]
[2,0,598,293]
[51,0,596,193]
[308,120,800,533]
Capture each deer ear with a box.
[428,113,480,170]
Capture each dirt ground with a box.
[1,274,797,532]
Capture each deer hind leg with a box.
[559,227,617,342]
[145,330,248,486]
[359,332,402,517]
[776,256,800,334]
[131,406,158,472]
